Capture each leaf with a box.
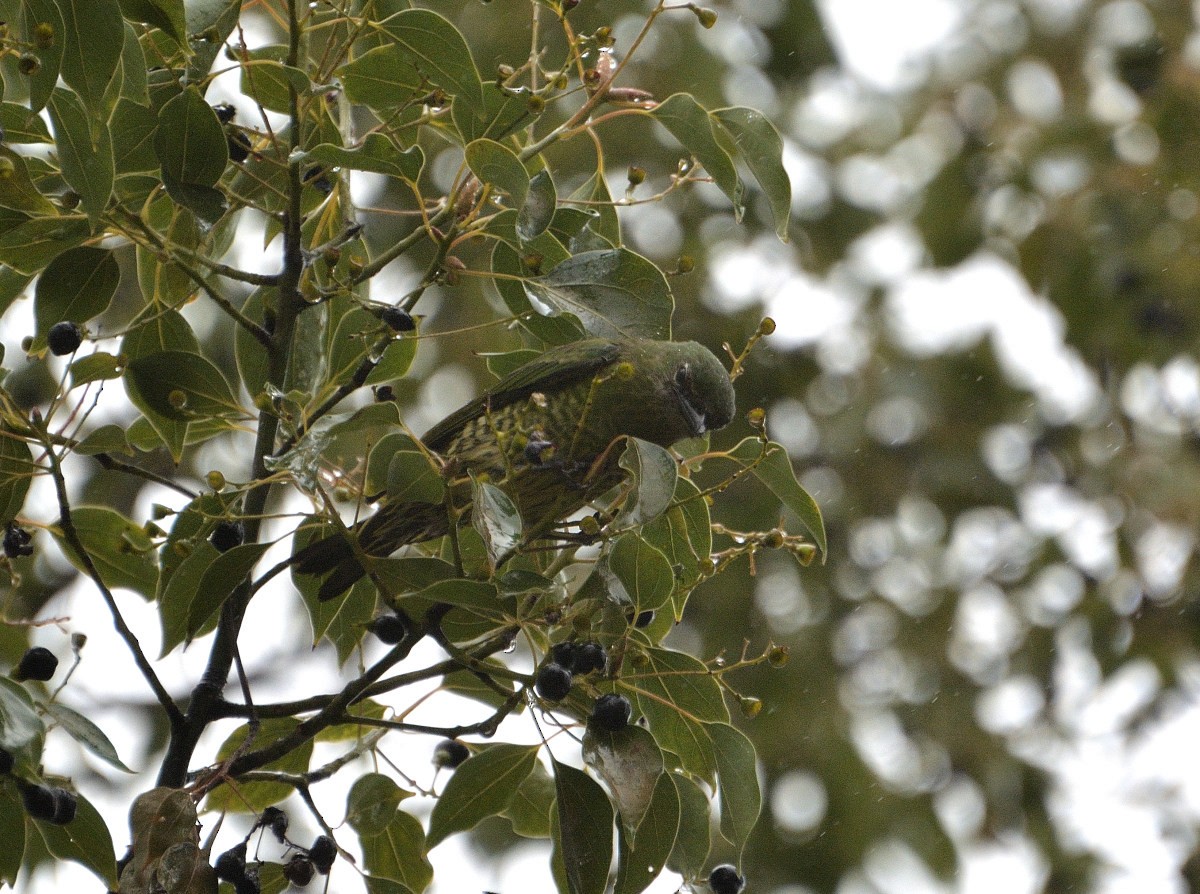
[519,169,557,242]
[0,214,91,275]
[339,45,426,108]
[47,88,115,226]
[69,352,123,388]
[0,102,53,143]
[725,438,827,557]
[630,648,727,782]
[367,436,442,504]
[239,46,311,114]
[75,424,131,456]
[0,677,46,774]
[110,98,161,174]
[377,9,486,117]
[614,772,680,894]
[503,759,555,838]
[665,773,711,878]
[120,310,202,461]
[184,542,271,644]
[117,0,187,45]
[55,0,124,117]
[45,703,134,773]
[708,722,761,860]
[553,759,614,894]
[34,793,119,887]
[471,478,523,569]
[466,138,529,207]
[124,350,245,422]
[525,249,673,340]
[20,0,65,112]
[306,135,424,181]
[358,800,433,894]
[607,533,675,613]
[616,438,679,528]
[52,506,158,599]
[0,432,34,524]
[206,718,314,813]
[346,773,413,837]
[583,724,664,836]
[155,87,228,188]
[34,247,121,343]
[0,147,57,216]
[652,93,744,218]
[0,788,26,887]
[427,743,539,846]
[713,106,792,241]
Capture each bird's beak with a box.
[678,391,707,436]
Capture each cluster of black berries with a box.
[213,806,337,892]
[535,640,608,702]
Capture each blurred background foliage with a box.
[5,0,1200,892]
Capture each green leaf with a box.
[377,9,486,118]
[525,248,673,340]
[608,533,675,613]
[306,134,424,181]
[427,743,539,846]
[583,724,664,836]
[0,215,91,275]
[69,352,123,388]
[614,772,680,894]
[120,310,202,461]
[34,247,120,343]
[570,171,620,249]
[0,677,46,774]
[240,46,311,114]
[466,138,529,207]
[117,0,187,44]
[52,506,158,599]
[339,45,426,108]
[714,106,792,240]
[617,438,679,528]
[453,82,531,145]
[652,93,744,218]
[206,718,314,813]
[0,432,33,524]
[503,759,555,838]
[184,542,271,644]
[356,791,433,894]
[471,479,523,569]
[45,702,134,773]
[125,350,244,422]
[75,423,131,456]
[47,88,114,226]
[630,648,727,782]
[665,773,711,878]
[347,773,413,837]
[110,98,160,174]
[725,438,826,557]
[0,103,52,143]
[20,0,65,112]
[709,721,761,860]
[56,0,124,117]
[32,791,117,887]
[0,148,57,216]
[553,759,614,894]
[155,87,228,188]
[0,788,26,887]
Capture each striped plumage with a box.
[294,337,736,600]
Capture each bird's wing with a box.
[423,339,622,452]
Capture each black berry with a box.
[50,787,77,825]
[380,306,415,332]
[550,642,579,672]
[13,646,57,682]
[227,129,252,163]
[4,523,34,558]
[574,642,606,675]
[367,613,407,645]
[0,747,13,775]
[535,662,573,701]
[283,855,315,887]
[47,321,83,356]
[21,783,57,821]
[214,843,248,883]
[589,694,631,732]
[209,520,245,553]
[260,805,288,842]
[634,609,655,628]
[234,875,261,894]
[308,835,336,874]
[433,739,470,769]
[709,864,745,894]
[211,103,237,124]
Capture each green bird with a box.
[294,337,736,600]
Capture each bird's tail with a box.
[292,501,451,601]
